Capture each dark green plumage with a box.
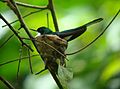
[37,18,103,41]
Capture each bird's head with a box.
[37,27,53,35]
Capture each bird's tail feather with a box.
[84,18,103,27]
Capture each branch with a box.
[15,1,47,9]
[1,0,59,32]
[48,0,59,32]
[6,0,38,51]
[2,9,44,28]
[28,48,33,74]
[49,69,63,89]
[2,0,47,9]
[0,76,15,89]
[15,0,60,32]
[0,14,33,51]
[0,33,14,48]
[0,54,39,67]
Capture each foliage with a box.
[0,0,120,89]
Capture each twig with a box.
[16,0,60,32]
[2,9,44,28]
[0,54,39,67]
[48,0,59,32]
[0,14,33,51]
[1,0,59,32]
[0,34,14,48]
[0,76,15,89]
[1,0,47,9]
[35,68,47,75]
[15,1,47,9]
[17,47,22,80]
[6,0,38,51]
[66,9,120,55]
[28,48,33,74]
[47,12,49,28]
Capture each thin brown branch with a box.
[0,76,15,89]
[17,48,22,80]
[16,0,60,32]
[0,54,39,67]
[2,9,44,28]
[15,1,47,9]
[0,34,14,48]
[6,0,38,51]
[47,12,49,28]
[48,0,59,32]
[1,0,59,32]
[35,68,47,75]
[2,0,47,9]
[0,14,33,51]
[28,48,33,74]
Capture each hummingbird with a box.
[35,18,103,75]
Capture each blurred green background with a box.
[0,0,120,89]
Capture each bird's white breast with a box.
[35,33,41,37]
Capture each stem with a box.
[0,33,14,48]
[15,1,47,9]
[1,0,60,32]
[0,14,33,51]
[6,0,37,51]
[0,54,39,67]
[28,48,33,74]
[2,9,44,28]
[1,0,47,9]
[48,0,59,32]
[0,76,15,89]
[17,48,22,80]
